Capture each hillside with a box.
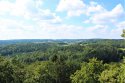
[0,39,125,83]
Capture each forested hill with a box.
[0,39,123,45]
[1,39,125,83]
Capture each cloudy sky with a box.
[0,0,125,39]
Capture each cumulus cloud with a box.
[0,0,32,17]
[0,0,124,39]
[82,3,125,39]
[57,0,124,25]
[117,21,125,28]
[89,4,125,24]
[86,1,106,16]
[0,0,63,39]
[31,9,62,24]
[56,0,85,17]
[0,0,62,23]
[56,0,107,17]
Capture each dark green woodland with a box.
[1,39,125,83]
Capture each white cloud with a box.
[86,4,125,24]
[56,0,85,17]
[109,21,125,39]
[0,17,99,39]
[56,0,85,11]
[0,0,124,39]
[57,0,124,26]
[0,0,45,18]
[35,24,96,39]
[0,0,30,16]
[56,1,106,17]
[86,1,106,16]
[0,0,64,39]
[117,21,125,29]
[83,3,125,39]
[110,28,123,39]
[31,9,62,24]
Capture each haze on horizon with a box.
[0,0,125,40]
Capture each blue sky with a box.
[0,0,125,39]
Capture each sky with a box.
[0,0,125,39]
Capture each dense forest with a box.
[1,39,125,83]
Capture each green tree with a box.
[117,58,125,83]
[70,58,104,83]
[121,29,125,38]
[0,56,26,83]
[99,64,120,83]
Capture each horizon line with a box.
[0,38,123,41]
